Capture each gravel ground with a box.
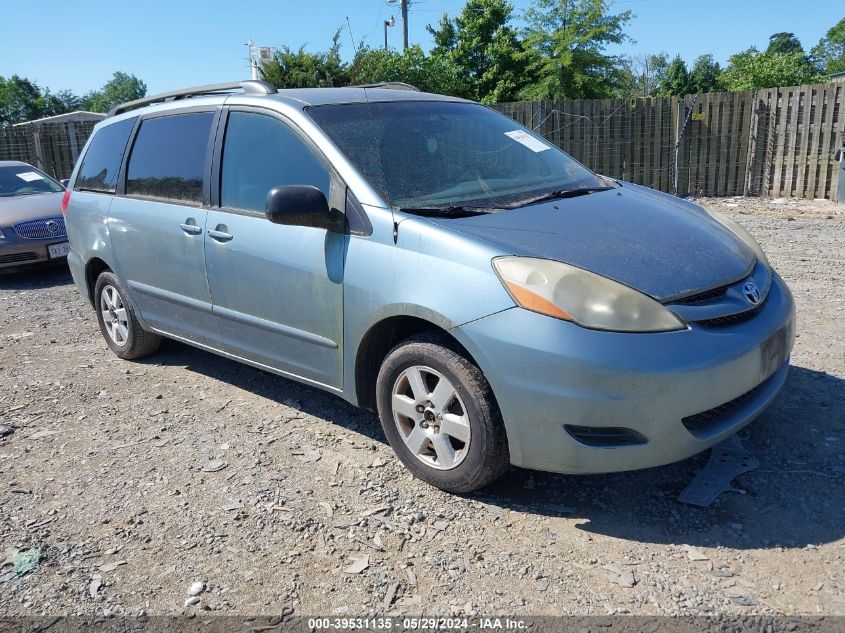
[0,196,843,618]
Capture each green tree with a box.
[41,89,81,117]
[521,0,632,100]
[428,13,457,54]
[0,75,44,124]
[688,54,721,93]
[617,53,671,97]
[427,0,529,103]
[766,32,804,56]
[657,55,692,96]
[811,17,845,75]
[719,48,822,91]
[83,72,147,113]
[260,30,349,89]
[348,45,464,96]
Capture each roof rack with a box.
[108,80,277,117]
[352,82,420,92]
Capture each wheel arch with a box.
[354,315,480,413]
[84,256,112,307]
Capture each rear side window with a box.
[220,112,330,213]
[75,117,136,193]
[126,112,213,204]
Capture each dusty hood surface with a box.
[430,183,755,302]
[0,192,64,226]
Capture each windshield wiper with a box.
[514,186,615,208]
[398,204,496,218]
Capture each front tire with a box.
[376,333,509,493]
[94,271,161,360]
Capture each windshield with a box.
[0,164,64,197]
[307,101,603,211]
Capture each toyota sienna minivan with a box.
[64,80,795,493]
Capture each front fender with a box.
[341,207,515,404]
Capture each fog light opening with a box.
[564,425,648,447]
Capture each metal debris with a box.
[679,435,759,507]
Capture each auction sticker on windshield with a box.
[16,171,44,182]
[504,129,551,153]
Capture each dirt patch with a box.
[1,197,843,617]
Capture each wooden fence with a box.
[495,81,844,201]
[2,84,842,199]
[0,118,99,181]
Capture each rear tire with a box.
[94,270,161,360]
[376,332,509,493]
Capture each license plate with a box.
[760,324,788,379]
[48,242,70,259]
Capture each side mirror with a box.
[265,185,339,231]
[61,179,70,188]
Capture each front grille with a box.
[13,216,66,240]
[675,285,729,305]
[696,304,762,328]
[682,372,775,438]
[564,425,648,447]
[0,252,39,264]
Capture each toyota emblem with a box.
[45,220,58,234]
[743,281,761,305]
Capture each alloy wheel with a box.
[391,365,471,470]
[100,285,129,346]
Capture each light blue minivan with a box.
[64,81,795,493]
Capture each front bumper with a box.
[0,227,69,270]
[452,272,796,474]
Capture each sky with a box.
[0,0,840,95]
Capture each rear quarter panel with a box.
[65,191,115,305]
[65,129,117,306]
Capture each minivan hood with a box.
[0,192,63,225]
[427,184,755,302]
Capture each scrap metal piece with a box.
[679,435,759,507]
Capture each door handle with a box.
[179,219,202,235]
[208,225,233,242]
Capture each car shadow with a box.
[142,342,845,550]
[0,264,72,289]
[142,338,386,441]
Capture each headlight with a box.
[706,209,769,268]
[492,257,685,332]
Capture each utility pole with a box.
[246,39,258,80]
[246,40,277,81]
[388,0,409,49]
[401,0,409,50]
